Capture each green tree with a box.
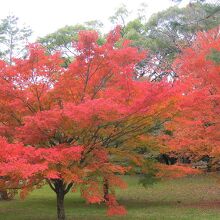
[0,15,32,65]
[109,4,129,34]
[38,21,104,66]
[122,2,220,80]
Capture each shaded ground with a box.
[185,201,220,209]
[0,174,220,219]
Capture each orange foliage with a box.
[163,27,220,167]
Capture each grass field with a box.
[0,174,220,220]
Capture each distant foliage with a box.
[162,27,220,170]
[0,15,32,64]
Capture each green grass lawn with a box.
[0,174,220,220]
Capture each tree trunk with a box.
[54,180,66,220]
[56,189,65,220]
[103,178,109,202]
[47,179,73,220]
[207,157,213,172]
[0,190,9,200]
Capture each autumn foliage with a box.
[1,24,218,219]
[0,27,178,219]
[162,27,220,169]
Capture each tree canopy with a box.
[0,28,188,220]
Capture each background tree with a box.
[162,27,220,171]
[109,4,130,35]
[119,2,220,80]
[37,1,220,78]
[38,21,104,66]
[0,15,32,65]
[0,15,32,199]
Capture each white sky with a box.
[0,0,217,38]
[0,0,179,40]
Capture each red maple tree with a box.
[0,28,181,219]
[162,27,220,170]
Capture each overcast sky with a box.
[0,0,185,39]
[0,0,215,41]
